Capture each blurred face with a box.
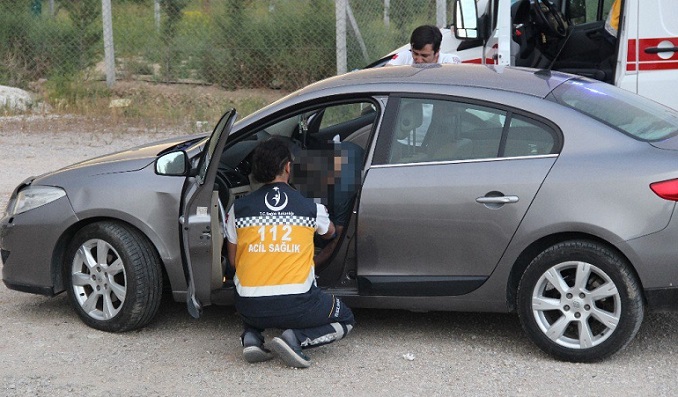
[410,44,439,64]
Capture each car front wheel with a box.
[64,221,163,332]
[517,240,644,362]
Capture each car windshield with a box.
[548,79,678,142]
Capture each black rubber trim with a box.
[357,275,487,296]
[644,287,678,311]
[3,280,55,297]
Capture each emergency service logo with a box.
[265,186,288,211]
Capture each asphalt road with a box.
[1,120,677,396]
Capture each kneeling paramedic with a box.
[225,137,355,368]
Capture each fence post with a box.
[347,1,369,64]
[436,0,447,28]
[335,0,347,75]
[155,0,161,32]
[101,0,116,87]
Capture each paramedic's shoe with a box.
[270,329,311,368]
[242,332,274,363]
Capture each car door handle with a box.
[645,46,678,54]
[475,195,519,204]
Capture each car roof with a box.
[296,64,576,100]
[236,64,580,128]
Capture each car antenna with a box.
[536,27,573,77]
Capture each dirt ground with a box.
[2,114,678,396]
[0,114,190,212]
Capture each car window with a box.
[386,98,556,164]
[504,115,556,157]
[242,100,376,147]
[549,79,678,141]
[566,0,613,25]
[387,99,503,164]
[317,103,374,130]
[305,101,377,150]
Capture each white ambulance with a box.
[448,0,678,110]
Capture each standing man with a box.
[225,137,355,368]
[387,24,462,65]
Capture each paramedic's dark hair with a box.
[410,25,443,53]
[252,137,293,183]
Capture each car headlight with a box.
[8,186,66,216]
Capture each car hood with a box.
[30,135,199,186]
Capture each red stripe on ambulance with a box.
[627,38,678,71]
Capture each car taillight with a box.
[650,179,678,201]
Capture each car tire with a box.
[517,240,644,362]
[64,221,163,332]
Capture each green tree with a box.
[60,0,102,73]
[0,1,100,87]
[205,0,334,90]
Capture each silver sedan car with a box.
[3,64,678,362]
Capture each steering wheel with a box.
[530,0,569,38]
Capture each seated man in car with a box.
[292,141,364,266]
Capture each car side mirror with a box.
[155,150,190,176]
[453,0,483,40]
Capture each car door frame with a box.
[179,109,237,315]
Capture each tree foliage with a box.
[0,1,100,87]
[159,0,189,80]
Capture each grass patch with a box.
[22,79,289,132]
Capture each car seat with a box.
[390,101,424,162]
[422,103,472,161]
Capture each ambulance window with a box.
[567,0,612,24]
[567,0,588,24]
[549,80,678,142]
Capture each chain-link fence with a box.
[1,0,453,92]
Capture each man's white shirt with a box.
[386,50,462,66]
